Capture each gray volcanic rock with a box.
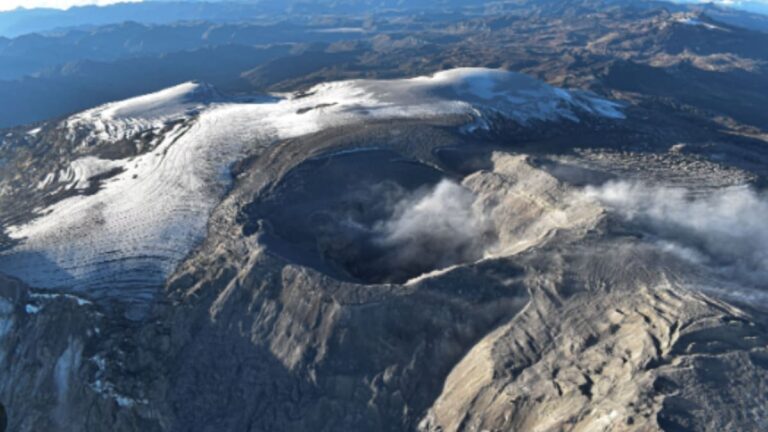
[1,27,768,431]
[420,245,768,431]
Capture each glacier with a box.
[0,68,625,304]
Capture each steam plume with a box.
[585,181,768,289]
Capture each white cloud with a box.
[0,0,141,12]
[585,181,768,288]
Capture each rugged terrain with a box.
[1,1,768,431]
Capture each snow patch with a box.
[37,156,126,191]
[89,354,148,408]
[25,304,41,314]
[100,82,210,120]
[30,291,93,306]
[55,339,83,397]
[675,14,726,31]
[65,81,218,145]
[54,338,83,424]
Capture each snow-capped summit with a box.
[87,81,219,122]
[0,69,624,304]
[65,81,222,145]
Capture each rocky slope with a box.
[1,1,768,431]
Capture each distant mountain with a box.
[0,44,292,128]
[0,20,369,80]
[1,0,766,39]
[695,3,768,32]
[0,0,767,130]
[0,0,498,38]
[680,0,768,16]
[0,2,276,38]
